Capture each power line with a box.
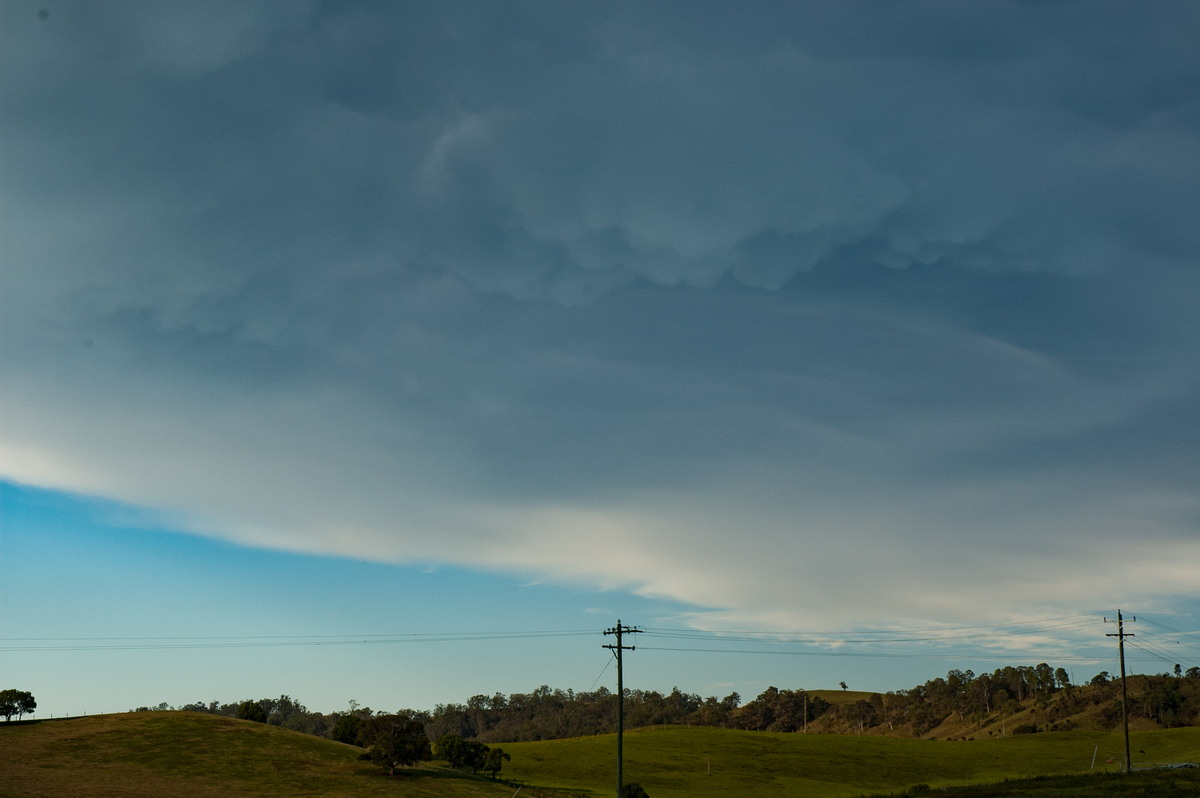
[632,614,1110,662]
[645,625,1093,646]
[588,655,614,692]
[0,630,596,641]
[3,612,1190,673]
[637,645,1117,663]
[643,617,1101,647]
[646,613,1102,639]
[0,629,596,652]
[1138,616,1200,639]
[0,612,1113,649]
[1136,617,1200,661]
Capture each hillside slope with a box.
[0,713,514,798]
[803,675,1196,741]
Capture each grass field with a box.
[502,725,1200,797]
[862,769,1200,797]
[3,713,1199,797]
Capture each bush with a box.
[330,714,361,745]
[359,715,431,775]
[235,700,267,723]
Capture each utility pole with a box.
[1105,610,1136,773]
[604,620,642,798]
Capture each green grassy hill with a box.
[503,725,1200,797]
[3,712,1199,797]
[0,712,514,798]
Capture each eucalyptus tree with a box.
[0,689,36,722]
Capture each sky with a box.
[2,1,1199,719]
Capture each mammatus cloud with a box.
[2,2,1198,630]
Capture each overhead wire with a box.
[636,645,1111,663]
[3,612,1191,672]
[1125,641,1183,671]
[3,614,1103,653]
[648,612,1101,638]
[631,612,1185,668]
[0,629,597,652]
[642,614,1101,646]
[589,654,615,691]
[1137,617,1200,661]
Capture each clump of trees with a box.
[729,686,830,732]
[330,712,363,745]
[0,689,36,722]
[357,714,431,776]
[1129,669,1200,728]
[423,685,739,742]
[433,733,510,778]
[135,695,337,738]
[857,664,1082,735]
[235,699,268,723]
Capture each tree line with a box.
[132,663,1200,743]
[799,665,1200,736]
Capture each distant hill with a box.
[804,674,1200,741]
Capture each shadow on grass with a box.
[374,765,515,783]
[395,766,485,780]
[392,766,602,797]
[495,781,603,798]
[859,768,1200,797]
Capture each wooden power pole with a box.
[604,620,642,798]
[1105,610,1135,773]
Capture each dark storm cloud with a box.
[2,0,1198,626]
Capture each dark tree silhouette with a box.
[235,700,267,723]
[0,690,36,722]
[358,715,431,776]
